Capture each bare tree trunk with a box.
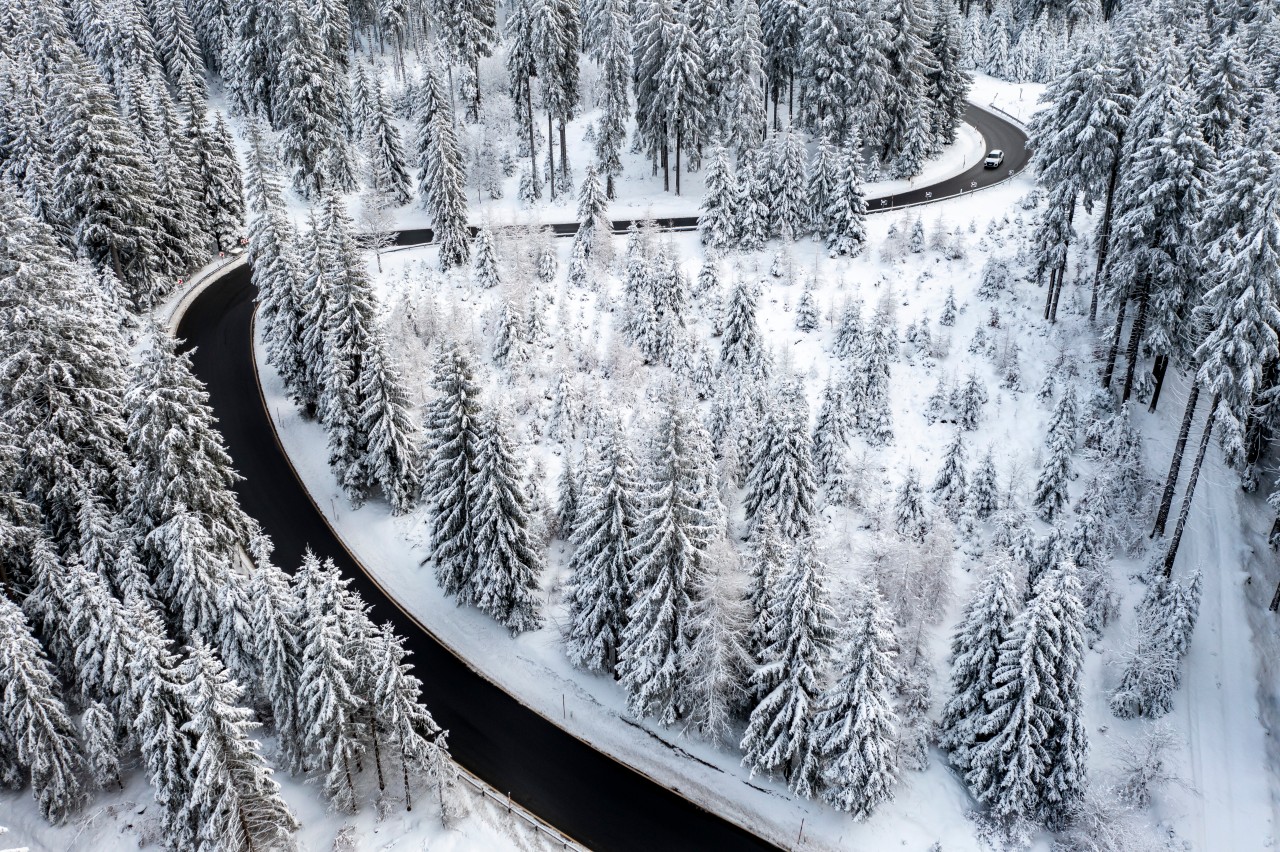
[675,127,682,195]
[402,745,414,811]
[1049,205,1075,323]
[558,119,569,187]
[1163,393,1220,576]
[546,110,556,200]
[1044,264,1060,320]
[1101,297,1128,389]
[662,137,669,192]
[1121,285,1150,402]
[1091,156,1121,323]
[525,88,540,199]
[1149,354,1170,412]
[1153,378,1200,538]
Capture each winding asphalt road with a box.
[177,102,1028,852]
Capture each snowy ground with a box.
[0,746,555,852]
[256,131,1279,850]
[241,68,1280,851]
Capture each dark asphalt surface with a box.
[178,103,1027,851]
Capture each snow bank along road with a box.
[176,102,1028,851]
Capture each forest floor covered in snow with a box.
[0,742,555,852]
[257,119,1280,849]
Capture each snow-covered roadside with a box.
[0,751,555,852]
[968,73,1046,127]
[1131,366,1278,849]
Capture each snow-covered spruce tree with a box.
[125,334,255,632]
[1033,405,1074,522]
[955,370,987,431]
[314,194,386,506]
[894,467,929,543]
[967,447,1000,520]
[0,191,133,550]
[275,0,354,198]
[58,556,136,714]
[368,621,447,811]
[811,372,853,491]
[245,122,307,393]
[740,538,834,796]
[926,0,970,148]
[0,592,87,825]
[364,77,413,207]
[472,226,501,289]
[618,393,718,725]
[798,0,853,136]
[437,0,498,123]
[744,511,789,668]
[744,380,817,540]
[359,334,423,514]
[467,406,545,634]
[49,55,164,309]
[796,285,820,332]
[812,588,900,818]
[565,420,640,674]
[246,552,306,775]
[939,285,957,326]
[931,430,968,521]
[80,701,121,791]
[656,1,707,196]
[684,541,753,744]
[177,640,298,850]
[296,553,366,812]
[859,325,895,445]
[574,164,613,268]
[720,279,770,379]
[294,215,335,417]
[592,0,632,198]
[699,141,738,250]
[421,346,485,603]
[833,298,864,360]
[806,133,839,237]
[554,454,581,540]
[417,75,471,270]
[937,559,1019,771]
[196,113,246,254]
[1110,570,1201,719]
[824,131,870,257]
[769,128,809,238]
[735,149,769,250]
[126,598,196,845]
[877,0,939,174]
[965,565,1088,829]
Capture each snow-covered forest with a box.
[2,0,1280,849]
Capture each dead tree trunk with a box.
[1120,284,1150,402]
[1153,378,1200,538]
[1102,298,1129,389]
[1091,147,1122,323]
[546,110,556,200]
[1149,354,1170,412]
[1163,393,1220,576]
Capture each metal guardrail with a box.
[984,101,1031,132]
[449,760,589,850]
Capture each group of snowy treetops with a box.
[0,189,450,840]
[1029,7,1280,578]
[0,3,454,842]
[7,0,980,284]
